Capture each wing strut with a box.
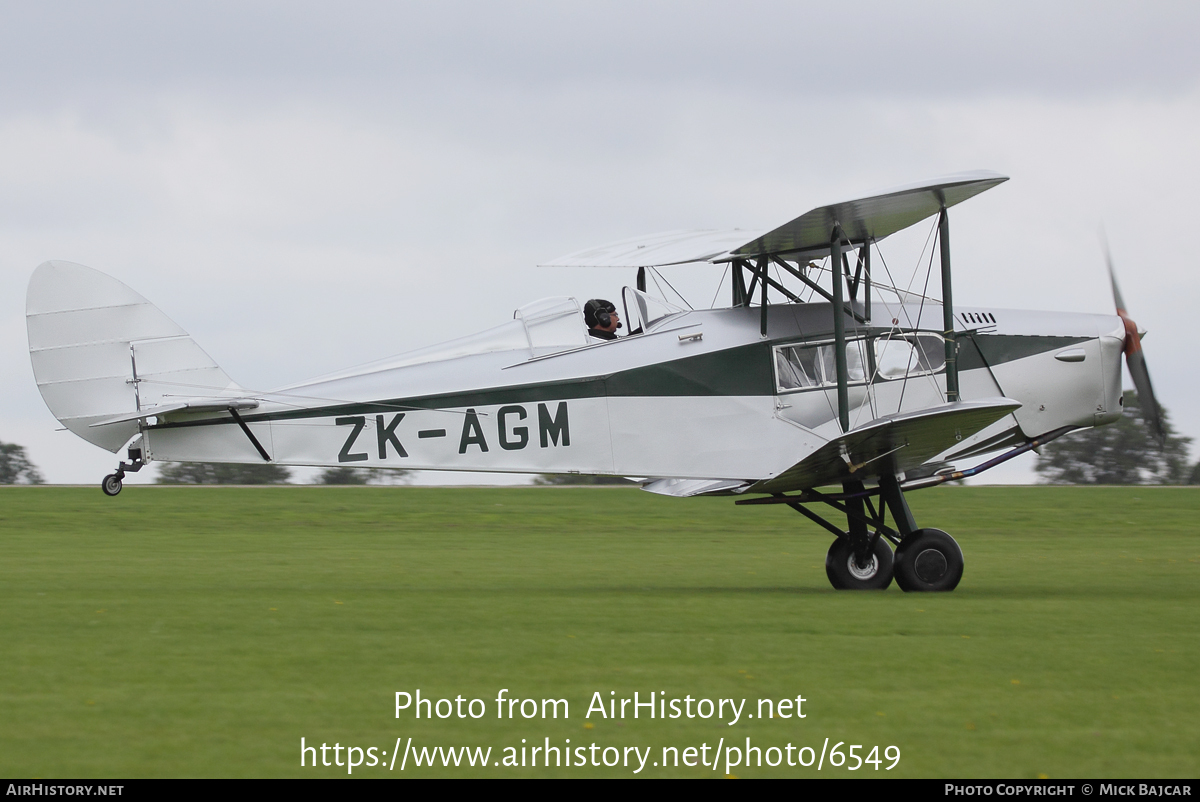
[878,472,917,535]
[731,262,748,306]
[938,205,959,401]
[856,245,872,322]
[830,225,850,433]
[759,256,769,336]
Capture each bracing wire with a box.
[896,227,942,412]
[650,267,693,310]
[709,264,730,309]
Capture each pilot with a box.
[584,298,622,340]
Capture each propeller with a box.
[1103,237,1165,446]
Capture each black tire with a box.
[101,474,123,496]
[893,528,963,592]
[825,536,894,590]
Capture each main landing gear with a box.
[738,472,964,592]
[893,528,964,592]
[826,535,894,590]
[101,445,145,496]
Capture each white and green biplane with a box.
[26,171,1159,591]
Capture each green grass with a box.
[0,485,1197,778]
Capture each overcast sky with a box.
[3,1,1198,484]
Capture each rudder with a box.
[26,261,240,452]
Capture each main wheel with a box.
[825,536,893,590]
[893,528,963,592]
[101,473,123,496]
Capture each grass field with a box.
[0,485,1197,778]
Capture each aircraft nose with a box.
[1118,312,1141,356]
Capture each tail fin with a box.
[26,261,241,452]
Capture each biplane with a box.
[26,171,1159,591]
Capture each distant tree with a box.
[318,467,371,485]
[157,462,292,484]
[1189,461,1200,486]
[1035,391,1192,485]
[0,442,46,484]
[533,474,636,486]
[317,467,410,485]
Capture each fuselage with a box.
[142,296,1126,489]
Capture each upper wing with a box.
[541,171,1007,268]
[733,171,1007,258]
[539,229,769,268]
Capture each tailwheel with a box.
[101,473,123,496]
[825,536,893,590]
[100,444,143,498]
[893,528,963,592]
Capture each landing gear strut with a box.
[878,474,963,592]
[735,471,964,592]
[101,445,145,496]
[824,478,894,589]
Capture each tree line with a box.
[155,463,410,485]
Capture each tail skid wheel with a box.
[894,528,964,592]
[825,536,894,590]
[101,473,123,496]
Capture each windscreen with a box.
[621,287,686,334]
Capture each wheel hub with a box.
[847,554,879,580]
[913,548,948,582]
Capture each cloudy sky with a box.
[3,1,1198,484]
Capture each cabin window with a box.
[873,333,945,379]
[774,339,868,392]
[775,333,945,392]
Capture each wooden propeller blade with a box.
[1104,240,1165,446]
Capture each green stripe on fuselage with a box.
[149,333,1083,430]
[605,343,775,397]
[957,334,1091,372]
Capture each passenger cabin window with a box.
[774,333,945,392]
[874,333,945,379]
[775,340,868,392]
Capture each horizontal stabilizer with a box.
[89,398,259,427]
[750,397,1021,495]
[541,171,1007,268]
